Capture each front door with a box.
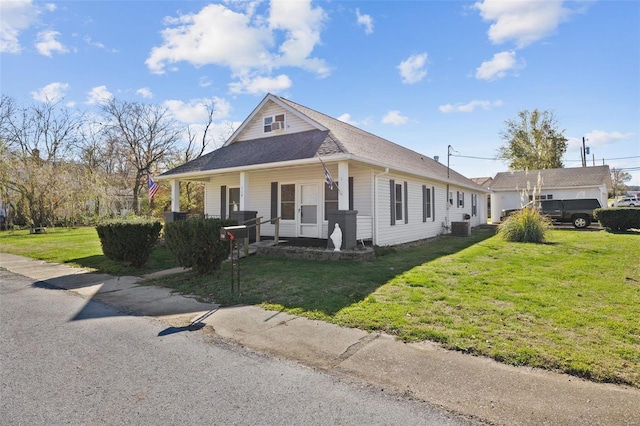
[299,183,319,237]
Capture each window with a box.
[471,193,477,216]
[457,191,465,208]
[395,183,403,221]
[264,113,285,133]
[529,194,554,201]
[423,186,431,222]
[280,184,295,220]
[229,187,240,213]
[324,182,338,218]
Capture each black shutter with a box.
[220,186,227,219]
[349,177,354,211]
[270,182,278,223]
[422,185,427,223]
[404,181,408,224]
[432,186,436,221]
[390,179,396,225]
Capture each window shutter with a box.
[404,182,408,224]
[432,186,436,221]
[270,182,278,223]
[390,179,396,225]
[220,186,227,219]
[349,177,354,211]
[422,185,427,223]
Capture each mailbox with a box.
[220,225,247,240]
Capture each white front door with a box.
[299,183,319,237]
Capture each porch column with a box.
[170,179,180,212]
[239,172,248,210]
[338,161,349,210]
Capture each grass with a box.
[0,226,178,275]
[1,225,639,387]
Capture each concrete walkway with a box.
[1,252,638,425]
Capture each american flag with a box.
[148,176,159,202]
[323,162,335,190]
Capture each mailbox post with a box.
[220,225,247,294]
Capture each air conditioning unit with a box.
[271,121,283,131]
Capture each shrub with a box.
[497,207,552,243]
[594,208,640,232]
[96,219,163,267]
[164,218,237,275]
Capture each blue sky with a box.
[2,0,639,186]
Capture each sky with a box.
[1,0,639,186]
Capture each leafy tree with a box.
[610,168,632,198]
[498,109,568,170]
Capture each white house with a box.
[158,94,489,247]
[489,166,611,222]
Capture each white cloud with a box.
[567,130,636,151]
[136,87,153,99]
[35,30,68,57]
[269,0,329,75]
[473,0,576,48]
[382,110,409,126]
[85,85,113,105]
[146,0,330,89]
[163,96,231,123]
[0,0,39,53]
[398,53,428,84]
[228,74,292,95]
[337,113,357,126]
[30,82,69,103]
[356,8,374,35]
[439,99,503,113]
[475,50,523,81]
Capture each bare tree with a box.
[101,99,182,214]
[610,168,632,198]
[0,96,80,227]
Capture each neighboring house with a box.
[489,166,611,222]
[158,94,489,246]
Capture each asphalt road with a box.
[0,269,478,426]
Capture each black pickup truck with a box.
[500,198,602,228]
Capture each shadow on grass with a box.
[65,247,179,276]
[147,229,497,318]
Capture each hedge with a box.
[164,218,237,275]
[594,208,640,231]
[96,219,163,267]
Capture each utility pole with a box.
[582,137,587,167]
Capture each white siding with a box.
[204,164,371,239]
[236,101,316,142]
[202,164,488,245]
[373,175,488,246]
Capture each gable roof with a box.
[490,166,612,191]
[161,94,487,192]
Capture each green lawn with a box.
[1,226,638,387]
[0,226,177,275]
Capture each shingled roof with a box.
[490,166,612,191]
[162,94,487,192]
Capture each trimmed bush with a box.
[497,207,552,243]
[164,218,237,275]
[96,219,163,267]
[594,208,640,231]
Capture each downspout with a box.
[373,167,390,246]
